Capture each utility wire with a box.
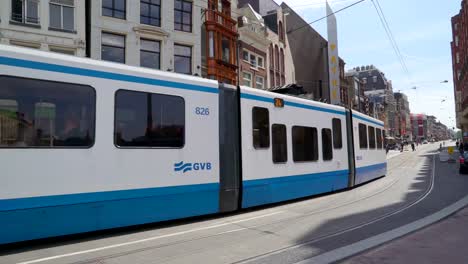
[286,0,367,34]
[371,0,410,78]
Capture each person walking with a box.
[460,142,464,154]
[456,140,460,149]
[411,142,415,151]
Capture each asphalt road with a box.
[2,142,467,264]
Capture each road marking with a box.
[237,153,437,264]
[295,153,459,264]
[17,211,283,264]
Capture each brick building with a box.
[451,1,468,137]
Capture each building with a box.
[451,2,468,137]
[202,0,238,84]
[351,65,397,136]
[87,0,206,76]
[238,0,295,89]
[394,92,411,139]
[236,4,269,88]
[339,58,349,107]
[280,2,329,101]
[345,70,366,112]
[411,113,428,141]
[0,0,86,56]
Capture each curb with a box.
[296,151,468,264]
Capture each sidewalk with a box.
[341,206,468,264]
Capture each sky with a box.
[275,0,460,129]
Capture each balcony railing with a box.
[205,10,236,32]
[11,13,40,25]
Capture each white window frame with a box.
[373,76,377,83]
[243,72,252,87]
[256,76,264,89]
[49,0,75,31]
[257,56,264,68]
[250,54,257,68]
[12,0,40,25]
[242,50,249,62]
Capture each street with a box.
[2,142,468,264]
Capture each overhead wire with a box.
[370,0,410,78]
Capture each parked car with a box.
[459,152,468,174]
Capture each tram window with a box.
[252,107,270,149]
[376,128,383,149]
[272,124,287,163]
[332,118,342,149]
[368,126,376,149]
[115,90,185,148]
[0,76,95,148]
[322,128,333,160]
[292,126,318,162]
[358,123,368,149]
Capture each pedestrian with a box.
[456,141,460,149]
[460,142,464,154]
[400,142,404,152]
[411,142,415,151]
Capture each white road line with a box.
[17,211,283,264]
[238,154,437,264]
[296,154,462,264]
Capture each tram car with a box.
[0,45,386,244]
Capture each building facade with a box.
[394,92,411,139]
[203,0,238,84]
[352,65,397,136]
[451,2,468,136]
[237,4,268,88]
[238,0,295,89]
[411,113,428,141]
[88,0,206,76]
[280,2,329,101]
[0,0,86,56]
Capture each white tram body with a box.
[239,87,350,208]
[0,45,386,244]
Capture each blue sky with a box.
[276,0,459,129]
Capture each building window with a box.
[376,128,383,149]
[322,128,333,161]
[101,32,125,63]
[457,53,460,64]
[115,90,185,148]
[49,0,74,31]
[258,57,264,68]
[272,124,287,163]
[456,36,459,47]
[274,45,279,70]
[174,0,192,32]
[252,107,269,149]
[11,0,39,24]
[332,118,342,149]
[280,49,284,73]
[372,76,377,83]
[256,76,264,89]
[221,37,230,63]
[102,0,126,19]
[242,72,252,87]
[174,44,192,74]
[362,77,367,84]
[140,0,161,27]
[269,44,273,69]
[359,123,367,149]
[0,75,95,148]
[140,39,160,69]
[368,126,376,149]
[242,50,249,61]
[208,31,215,58]
[250,54,257,67]
[292,126,318,162]
[278,21,284,41]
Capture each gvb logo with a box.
[174,161,212,173]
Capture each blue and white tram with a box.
[0,45,385,244]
